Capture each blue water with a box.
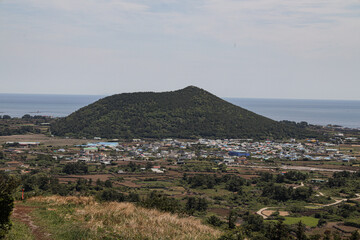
[0,94,104,118]
[0,94,359,129]
[226,98,360,129]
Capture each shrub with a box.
[0,172,19,238]
[206,215,223,227]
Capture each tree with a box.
[140,191,180,213]
[265,220,292,240]
[104,180,112,188]
[185,197,197,214]
[228,210,237,229]
[295,221,307,240]
[349,231,360,240]
[185,197,208,214]
[323,230,331,240]
[218,227,244,240]
[196,197,208,212]
[98,189,125,202]
[145,161,153,170]
[63,162,88,174]
[317,218,326,227]
[207,215,223,227]
[242,213,264,232]
[127,193,140,202]
[96,179,102,186]
[0,172,19,238]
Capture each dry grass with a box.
[29,196,221,240]
[29,195,96,206]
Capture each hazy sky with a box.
[1,0,359,100]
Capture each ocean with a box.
[0,93,104,118]
[226,98,360,129]
[0,93,359,129]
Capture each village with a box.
[2,135,359,173]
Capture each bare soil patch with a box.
[0,134,98,146]
[58,174,114,183]
[262,210,289,217]
[12,203,51,240]
[208,208,231,217]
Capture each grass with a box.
[346,218,360,224]
[5,220,35,240]
[25,196,221,240]
[266,216,319,227]
[283,216,319,227]
[304,206,321,209]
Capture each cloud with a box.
[0,0,359,98]
[28,0,149,12]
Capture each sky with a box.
[0,0,359,100]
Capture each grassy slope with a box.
[24,196,221,240]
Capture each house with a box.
[311,179,326,183]
[84,147,98,153]
[7,161,21,167]
[151,166,164,173]
[151,168,164,173]
[228,151,250,157]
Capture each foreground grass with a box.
[5,220,35,240]
[26,196,221,240]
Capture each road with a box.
[256,185,360,219]
[245,165,355,173]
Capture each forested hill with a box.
[51,86,316,139]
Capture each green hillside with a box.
[51,86,315,139]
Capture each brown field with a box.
[262,210,289,217]
[309,222,359,237]
[208,208,231,217]
[0,134,98,146]
[58,174,114,183]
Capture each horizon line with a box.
[0,92,359,102]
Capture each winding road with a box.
[256,185,360,219]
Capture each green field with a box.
[283,217,319,227]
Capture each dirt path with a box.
[256,207,271,219]
[256,192,360,219]
[12,204,51,240]
[293,182,304,189]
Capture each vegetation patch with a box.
[4,220,34,240]
[26,196,221,240]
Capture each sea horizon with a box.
[1,92,360,102]
[1,93,359,129]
